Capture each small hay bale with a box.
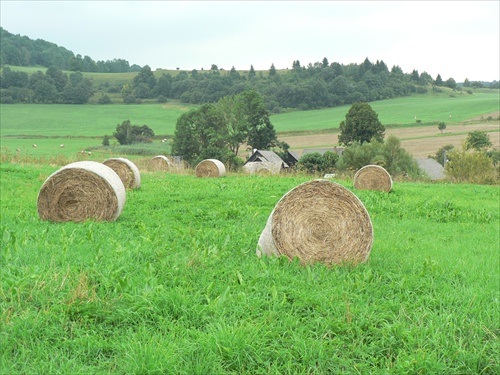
[195,159,226,177]
[353,165,392,192]
[257,167,272,176]
[257,179,373,265]
[149,155,173,171]
[102,157,141,189]
[37,161,126,222]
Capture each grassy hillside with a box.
[1,92,498,138]
[271,91,500,133]
[1,162,498,373]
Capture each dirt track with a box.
[280,121,499,158]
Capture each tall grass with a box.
[1,162,498,374]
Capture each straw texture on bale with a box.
[37,161,126,222]
[195,159,226,177]
[257,179,373,265]
[243,162,279,175]
[353,165,393,192]
[149,155,173,171]
[102,157,141,189]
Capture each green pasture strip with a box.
[1,162,498,374]
[0,137,171,161]
[271,92,500,133]
[0,103,194,137]
[1,92,498,139]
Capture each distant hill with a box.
[0,27,141,73]
[1,28,498,109]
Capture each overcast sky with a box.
[1,1,498,81]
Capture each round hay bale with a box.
[353,165,392,192]
[257,179,373,265]
[195,159,226,177]
[257,167,272,176]
[37,161,126,222]
[149,155,173,171]
[102,157,141,189]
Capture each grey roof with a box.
[416,158,445,180]
[245,150,288,167]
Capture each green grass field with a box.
[1,92,498,139]
[1,162,498,374]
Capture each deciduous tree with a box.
[338,102,385,146]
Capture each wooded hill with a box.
[1,27,498,111]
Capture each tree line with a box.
[0,66,93,104]
[2,27,499,109]
[0,59,471,108]
[0,27,140,73]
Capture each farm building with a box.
[416,158,445,180]
[283,150,300,167]
[243,150,289,175]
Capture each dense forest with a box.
[0,27,141,73]
[1,27,498,109]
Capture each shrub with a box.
[113,120,155,145]
[336,140,384,172]
[123,95,137,104]
[297,152,339,174]
[102,135,110,146]
[434,144,455,166]
[98,94,112,104]
[298,152,324,174]
[337,136,420,178]
[445,145,498,184]
[466,131,492,151]
[438,122,446,133]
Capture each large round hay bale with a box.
[353,165,392,192]
[102,157,141,189]
[149,155,173,171]
[257,179,373,265]
[195,159,226,177]
[37,161,126,222]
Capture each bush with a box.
[98,94,112,104]
[434,144,455,166]
[438,122,446,133]
[113,120,155,145]
[445,145,498,184]
[102,135,110,146]
[466,131,492,151]
[297,151,338,174]
[123,95,137,104]
[336,140,384,172]
[337,136,421,178]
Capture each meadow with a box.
[1,161,499,374]
[1,92,499,138]
[1,90,499,163]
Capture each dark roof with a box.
[287,150,301,162]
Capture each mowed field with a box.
[282,118,500,158]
